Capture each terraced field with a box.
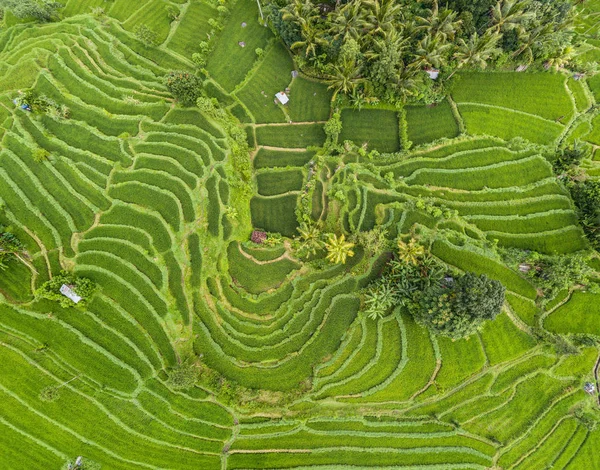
[0,0,599,469]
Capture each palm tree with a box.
[324,57,364,100]
[297,222,323,256]
[282,0,316,26]
[325,233,355,264]
[489,0,532,34]
[364,0,403,38]
[329,0,365,42]
[511,23,554,63]
[290,17,327,59]
[415,0,461,43]
[396,238,425,265]
[544,45,575,70]
[413,33,452,69]
[447,31,501,79]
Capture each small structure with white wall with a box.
[275,91,289,105]
[425,68,439,80]
[60,284,82,304]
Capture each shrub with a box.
[251,230,267,244]
[33,147,50,162]
[164,71,202,106]
[167,363,200,390]
[135,24,158,47]
[0,225,23,270]
[39,386,60,402]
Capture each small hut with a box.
[584,382,596,395]
[60,284,82,304]
[275,91,289,105]
[425,68,439,80]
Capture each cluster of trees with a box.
[295,223,356,264]
[550,142,600,250]
[36,271,96,308]
[0,0,62,22]
[264,0,576,104]
[0,225,24,270]
[502,248,594,299]
[364,237,505,339]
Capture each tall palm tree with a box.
[297,222,323,256]
[329,0,366,42]
[364,0,403,38]
[282,0,316,26]
[415,0,461,43]
[325,234,355,264]
[447,31,501,79]
[489,0,532,34]
[413,33,452,69]
[291,18,327,59]
[511,23,553,63]
[396,238,425,265]
[325,58,365,99]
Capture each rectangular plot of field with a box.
[255,123,326,148]
[123,0,173,45]
[166,1,216,59]
[406,101,460,146]
[253,148,315,169]
[287,76,332,122]
[235,42,293,123]
[108,0,153,21]
[459,104,563,145]
[339,108,399,153]
[206,0,273,91]
[256,169,304,196]
[251,194,298,236]
[453,72,573,121]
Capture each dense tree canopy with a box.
[264,0,576,104]
[412,272,505,339]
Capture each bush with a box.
[39,386,60,402]
[35,271,96,308]
[134,24,158,47]
[167,363,200,389]
[164,71,202,106]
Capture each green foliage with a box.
[553,141,590,175]
[164,71,202,106]
[134,23,158,47]
[38,385,60,402]
[167,362,200,390]
[501,248,593,299]
[324,112,342,146]
[324,233,355,265]
[0,226,23,270]
[363,279,395,320]
[413,272,505,339]
[35,271,96,308]
[0,0,62,22]
[569,179,600,249]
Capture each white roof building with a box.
[425,69,439,80]
[275,91,289,105]
[60,284,82,304]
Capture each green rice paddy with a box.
[0,0,598,468]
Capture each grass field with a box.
[0,2,597,469]
[406,100,460,146]
[339,108,400,152]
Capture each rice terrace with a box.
[1,0,600,468]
